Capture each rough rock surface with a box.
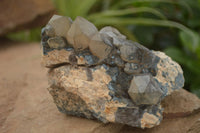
[41,15,185,128]
[47,36,67,49]
[47,65,163,128]
[0,0,55,35]
[1,42,200,133]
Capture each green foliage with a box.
[52,0,99,19]
[7,0,200,97]
[6,28,41,42]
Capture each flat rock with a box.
[0,0,55,35]
[161,89,200,118]
[187,119,200,133]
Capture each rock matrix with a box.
[41,15,184,128]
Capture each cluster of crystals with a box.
[41,15,184,105]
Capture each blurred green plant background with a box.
[7,0,200,97]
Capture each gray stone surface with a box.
[124,63,141,74]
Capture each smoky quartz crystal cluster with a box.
[41,15,184,128]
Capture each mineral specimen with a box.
[89,32,112,60]
[67,16,98,50]
[48,15,72,38]
[41,15,185,128]
[128,74,163,105]
[47,36,67,49]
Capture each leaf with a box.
[179,31,194,52]
[179,31,200,58]
[52,0,99,19]
[116,26,138,41]
[164,47,187,64]
[131,26,157,47]
[191,89,200,98]
[88,7,166,20]
[74,0,99,17]
[111,0,193,16]
[52,0,69,16]
[188,19,200,28]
